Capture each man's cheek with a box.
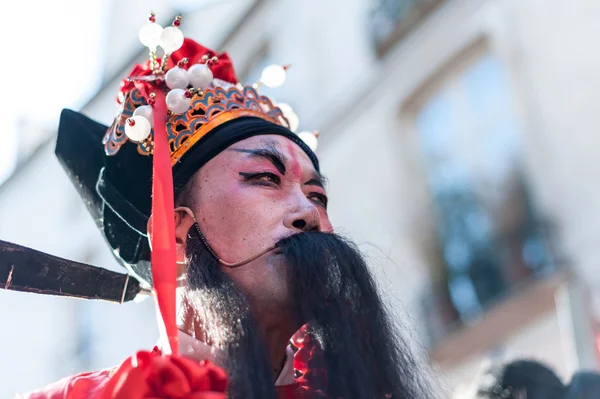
[318,209,334,232]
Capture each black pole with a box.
[0,239,144,303]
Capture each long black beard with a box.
[280,231,431,398]
[185,229,431,398]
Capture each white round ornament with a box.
[133,105,154,127]
[165,66,190,90]
[166,89,190,114]
[297,131,318,152]
[139,23,163,50]
[188,64,214,89]
[276,103,299,132]
[125,116,152,142]
[260,65,286,88]
[160,26,184,53]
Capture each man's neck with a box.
[263,326,294,380]
[177,297,294,382]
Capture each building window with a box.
[410,51,559,343]
[368,0,447,57]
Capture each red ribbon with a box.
[151,89,179,355]
[115,35,240,365]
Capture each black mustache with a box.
[218,231,329,267]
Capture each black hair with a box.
[184,229,433,398]
[477,359,565,399]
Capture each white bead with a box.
[276,103,299,132]
[188,64,214,89]
[160,27,184,53]
[133,105,154,127]
[165,89,190,114]
[165,66,190,90]
[212,78,234,89]
[260,64,286,88]
[298,131,318,152]
[139,23,163,50]
[124,116,152,142]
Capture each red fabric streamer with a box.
[101,348,228,399]
[128,40,238,356]
[150,89,179,355]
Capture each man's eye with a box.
[256,173,280,184]
[309,193,328,208]
[239,172,281,185]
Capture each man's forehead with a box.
[228,135,313,166]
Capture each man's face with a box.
[185,135,333,325]
[178,136,428,397]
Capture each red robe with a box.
[22,327,318,399]
[21,370,306,399]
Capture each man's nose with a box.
[283,196,322,232]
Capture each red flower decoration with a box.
[292,326,328,397]
[102,348,228,399]
[169,39,238,84]
[117,38,238,103]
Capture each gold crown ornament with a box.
[103,13,319,165]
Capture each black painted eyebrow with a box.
[304,172,328,189]
[229,144,287,175]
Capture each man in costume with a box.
[17,14,432,399]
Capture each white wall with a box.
[226,0,600,393]
[506,0,600,293]
[0,2,273,396]
[0,144,158,397]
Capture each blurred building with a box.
[2,0,600,397]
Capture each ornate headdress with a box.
[104,13,318,163]
[55,13,321,354]
[57,13,320,279]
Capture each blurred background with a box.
[2,0,600,397]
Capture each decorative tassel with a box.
[150,89,179,355]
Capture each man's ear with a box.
[174,207,196,270]
[146,207,196,277]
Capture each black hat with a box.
[55,37,319,286]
